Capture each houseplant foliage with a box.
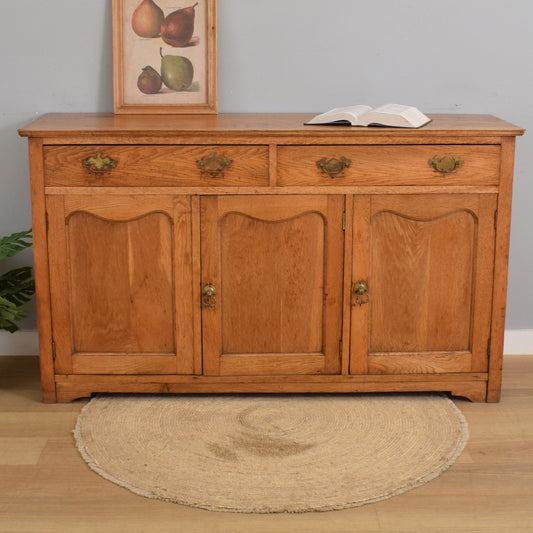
[0,229,35,332]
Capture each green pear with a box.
[160,48,194,91]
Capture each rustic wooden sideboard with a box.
[19,113,523,402]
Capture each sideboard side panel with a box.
[28,138,56,402]
[488,137,517,401]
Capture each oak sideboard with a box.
[19,113,524,402]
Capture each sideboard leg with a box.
[449,382,488,402]
[486,387,501,403]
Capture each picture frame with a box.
[112,0,217,114]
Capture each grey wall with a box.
[1,0,531,330]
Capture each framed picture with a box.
[112,0,217,114]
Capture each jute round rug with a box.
[74,394,468,513]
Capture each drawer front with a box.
[277,145,500,186]
[44,145,269,187]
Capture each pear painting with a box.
[120,0,213,108]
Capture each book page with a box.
[306,105,373,124]
[400,106,430,126]
[362,104,430,127]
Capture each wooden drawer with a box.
[277,145,500,186]
[44,145,269,187]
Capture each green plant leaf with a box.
[0,266,35,306]
[0,296,25,332]
[0,230,34,332]
[0,229,33,259]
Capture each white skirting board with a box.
[503,329,533,355]
[1,329,533,356]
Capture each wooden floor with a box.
[1,355,532,533]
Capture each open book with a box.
[305,104,431,128]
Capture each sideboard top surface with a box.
[19,113,524,139]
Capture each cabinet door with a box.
[46,195,197,375]
[201,195,344,376]
[350,194,497,375]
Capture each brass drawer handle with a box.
[197,151,233,177]
[316,156,351,178]
[353,281,369,306]
[428,155,463,175]
[82,152,118,173]
[202,284,217,308]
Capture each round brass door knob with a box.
[202,284,217,308]
[353,281,369,306]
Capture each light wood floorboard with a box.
[0,355,532,533]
